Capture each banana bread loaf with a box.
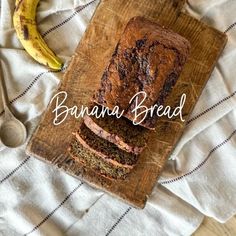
[94,16,190,129]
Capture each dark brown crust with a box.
[94,16,191,129]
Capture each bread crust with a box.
[94,16,190,129]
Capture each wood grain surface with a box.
[26,0,227,208]
[195,217,236,236]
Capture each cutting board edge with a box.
[25,0,229,209]
[25,145,147,208]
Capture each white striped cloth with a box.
[0,0,235,235]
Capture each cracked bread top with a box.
[94,16,190,129]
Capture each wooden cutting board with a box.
[26,0,227,208]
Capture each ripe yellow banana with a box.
[13,0,63,70]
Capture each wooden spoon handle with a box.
[0,60,13,118]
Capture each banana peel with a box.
[13,0,63,71]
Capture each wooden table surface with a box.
[194,216,236,236]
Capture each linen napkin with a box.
[159,0,236,223]
[0,0,235,235]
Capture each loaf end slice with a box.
[83,105,149,154]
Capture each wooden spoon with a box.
[0,60,27,148]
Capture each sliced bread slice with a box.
[83,106,149,154]
[69,138,131,179]
[69,122,138,179]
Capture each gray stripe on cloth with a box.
[105,207,132,236]
[42,0,98,38]
[225,21,236,33]
[159,129,236,185]
[187,90,236,125]
[0,156,31,185]
[24,182,84,236]
[0,70,61,117]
